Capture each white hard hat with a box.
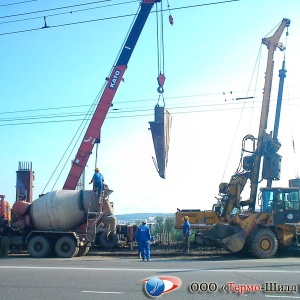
[143,219,147,224]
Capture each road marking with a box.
[1,266,300,274]
[82,291,123,294]
[265,296,300,299]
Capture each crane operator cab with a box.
[260,187,300,224]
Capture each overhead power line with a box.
[0,12,136,35]
[0,0,38,7]
[0,0,240,36]
[1,96,299,127]
[1,83,300,118]
[0,0,112,18]
[0,0,136,25]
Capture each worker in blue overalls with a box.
[135,219,151,261]
[182,215,191,253]
[89,168,104,198]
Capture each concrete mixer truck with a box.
[3,188,114,258]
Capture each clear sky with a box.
[1,0,300,215]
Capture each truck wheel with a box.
[28,236,52,258]
[99,232,118,249]
[55,236,79,258]
[248,228,278,259]
[76,246,90,257]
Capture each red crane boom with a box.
[63,0,160,190]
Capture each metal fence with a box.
[154,232,172,244]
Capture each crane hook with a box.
[157,86,164,93]
[157,73,166,94]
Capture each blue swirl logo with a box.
[143,276,181,297]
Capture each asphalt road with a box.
[0,254,300,300]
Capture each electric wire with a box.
[0,99,273,122]
[0,0,112,19]
[42,82,107,193]
[220,44,262,183]
[2,97,300,127]
[1,0,294,192]
[0,0,240,36]
[0,12,140,35]
[1,92,300,124]
[47,3,142,191]
[220,21,291,184]
[53,86,107,191]
[0,0,137,25]
[249,45,262,130]
[0,0,38,7]
[2,85,300,118]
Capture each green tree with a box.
[154,216,164,234]
[164,216,174,233]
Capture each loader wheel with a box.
[28,236,52,258]
[248,228,278,259]
[99,232,118,249]
[76,246,90,257]
[55,236,79,258]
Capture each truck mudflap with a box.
[199,224,246,253]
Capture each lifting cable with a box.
[155,0,173,106]
[220,46,262,184]
[90,5,142,174]
[220,21,291,184]
[95,141,100,171]
[44,5,143,191]
[42,84,106,193]
[281,26,298,175]
[155,0,165,106]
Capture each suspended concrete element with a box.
[149,105,172,179]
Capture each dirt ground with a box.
[7,241,229,259]
[9,241,300,259]
[89,241,229,259]
[88,241,300,259]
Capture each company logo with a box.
[142,276,181,297]
[109,69,121,89]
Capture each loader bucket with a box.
[200,224,246,253]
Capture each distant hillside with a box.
[115,213,174,223]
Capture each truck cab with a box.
[260,187,300,224]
